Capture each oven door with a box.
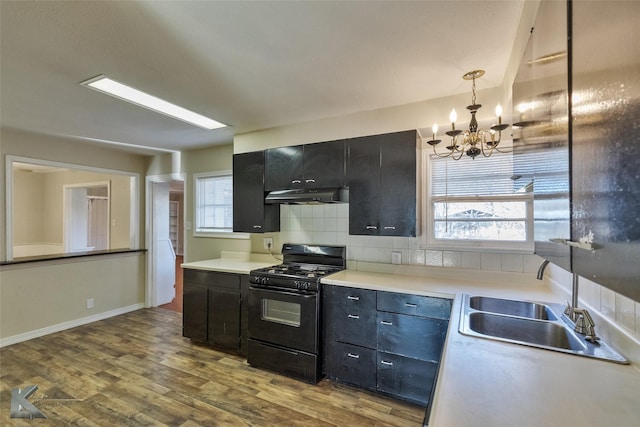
[248,286,318,354]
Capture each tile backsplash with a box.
[277,204,542,274]
[272,203,640,359]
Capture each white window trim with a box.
[192,170,249,239]
[422,150,535,254]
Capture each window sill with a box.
[193,231,250,240]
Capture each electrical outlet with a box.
[87,298,95,309]
[263,237,273,250]
[392,251,402,265]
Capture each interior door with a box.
[153,181,175,306]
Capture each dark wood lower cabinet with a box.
[183,269,248,355]
[324,284,452,406]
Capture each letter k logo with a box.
[10,385,47,419]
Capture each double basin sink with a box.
[459,294,628,364]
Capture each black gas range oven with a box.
[247,243,346,383]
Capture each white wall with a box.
[0,128,149,343]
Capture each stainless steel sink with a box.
[467,311,584,350]
[469,296,557,320]
[459,294,629,364]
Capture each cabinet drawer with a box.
[184,269,240,291]
[377,352,437,405]
[377,291,452,320]
[377,312,448,361]
[326,342,376,390]
[325,286,376,347]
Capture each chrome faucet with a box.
[562,273,600,342]
[536,259,550,280]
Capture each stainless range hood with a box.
[265,188,349,204]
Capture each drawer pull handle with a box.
[347,295,360,301]
[292,180,302,184]
[405,303,418,308]
[380,360,394,366]
[305,179,316,183]
[366,225,378,230]
[347,353,360,359]
[383,226,396,230]
[253,225,262,229]
[348,314,360,319]
[380,320,393,326]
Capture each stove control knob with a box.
[295,281,310,290]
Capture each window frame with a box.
[192,170,248,239]
[424,152,534,253]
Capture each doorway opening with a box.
[64,182,110,253]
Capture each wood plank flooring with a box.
[0,308,426,426]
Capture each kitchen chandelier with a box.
[426,70,510,160]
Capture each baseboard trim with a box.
[0,303,145,348]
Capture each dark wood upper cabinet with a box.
[347,130,417,236]
[570,0,640,301]
[233,151,280,233]
[513,0,640,302]
[265,140,345,191]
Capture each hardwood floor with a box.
[0,308,426,426]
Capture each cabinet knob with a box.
[380,320,393,326]
[347,353,360,359]
[347,314,360,319]
[380,360,394,366]
[366,225,378,230]
[347,295,360,301]
[383,226,396,230]
[305,179,316,183]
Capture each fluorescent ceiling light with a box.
[81,75,227,130]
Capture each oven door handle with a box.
[249,286,317,298]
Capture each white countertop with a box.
[322,269,640,427]
[180,252,278,274]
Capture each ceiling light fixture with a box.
[80,75,227,130]
[425,70,510,160]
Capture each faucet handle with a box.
[573,308,599,342]
[563,301,573,317]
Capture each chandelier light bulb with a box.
[449,109,457,125]
[495,103,503,118]
[432,123,439,136]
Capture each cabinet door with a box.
[183,282,208,341]
[377,312,448,362]
[240,275,250,356]
[303,140,345,189]
[347,136,382,235]
[325,285,377,347]
[326,342,376,390]
[233,152,280,233]
[377,352,437,405]
[379,131,417,236]
[570,0,640,301]
[265,146,304,190]
[512,0,571,272]
[208,289,241,352]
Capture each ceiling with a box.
[1,1,526,155]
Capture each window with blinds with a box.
[428,151,533,251]
[194,172,233,234]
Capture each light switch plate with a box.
[392,251,402,265]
